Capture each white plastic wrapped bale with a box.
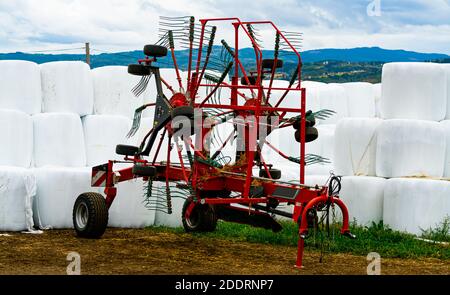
[40,61,94,115]
[380,62,447,121]
[339,176,385,226]
[341,82,376,118]
[33,167,92,229]
[33,113,87,167]
[0,109,33,168]
[376,119,445,178]
[317,83,348,124]
[107,179,156,228]
[440,120,450,177]
[384,178,450,235]
[0,167,36,231]
[305,124,335,175]
[0,60,41,114]
[373,83,382,118]
[445,64,450,119]
[334,118,382,176]
[83,115,132,166]
[93,66,144,119]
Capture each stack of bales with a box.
[0,61,155,231]
[0,61,40,231]
[334,63,450,234]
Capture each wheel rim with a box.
[186,206,200,228]
[75,202,89,230]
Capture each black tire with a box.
[182,198,217,232]
[116,144,139,156]
[73,192,108,239]
[262,59,283,69]
[144,44,168,57]
[128,64,151,76]
[241,75,258,85]
[132,165,157,177]
[295,127,319,143]
[171,106,194,119]
[259,168,282,179]
[293,117,316,129]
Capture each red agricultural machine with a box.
[72,17,354,268]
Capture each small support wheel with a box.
[143,44,168,57]
[182,198,217,232]
[128,64,151,76]
[262,59,283,69]
[116,144,139,156]
[295,127,319,143]
[73,192,108,239]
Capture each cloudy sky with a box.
[1,0,449,54]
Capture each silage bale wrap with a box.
[444,64,450,119]
[32,113,87,167]
[0,167,36,232]
[376,119,445,178]
[93,66,144,119]
[305,124,335,175]
[339,176,386,226]
[317,83,348,124]
[342,82,376,118]
[373,83,382,118]
[333,118,382,176]
[83,114,132,166]
[0,60,42,114]
[383,178,450,235]
[0,109,33,168]
[40,61,94,115]
[380,62,447,121]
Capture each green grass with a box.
[420,217,450,243]
[148,220,450,260]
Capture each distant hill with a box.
[1,46,447,68]
[1,47,447,83]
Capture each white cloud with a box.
[0,0,449,54]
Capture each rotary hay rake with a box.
[72,16,355,268]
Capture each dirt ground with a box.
[0,228,448,275]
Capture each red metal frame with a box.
[91,17,352,268]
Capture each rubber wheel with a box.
[259,168,282,180]
[171,106,194,119]
[73,192,108,239]
[116,144,139,156]
[262,59,283,69]
[295,127,318,143]
[144,44,168,57]
[132,165,157,177]
[241,75,258,85]
[293,117,316,129]
[128,64,151,76]
[182,198,217,232]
